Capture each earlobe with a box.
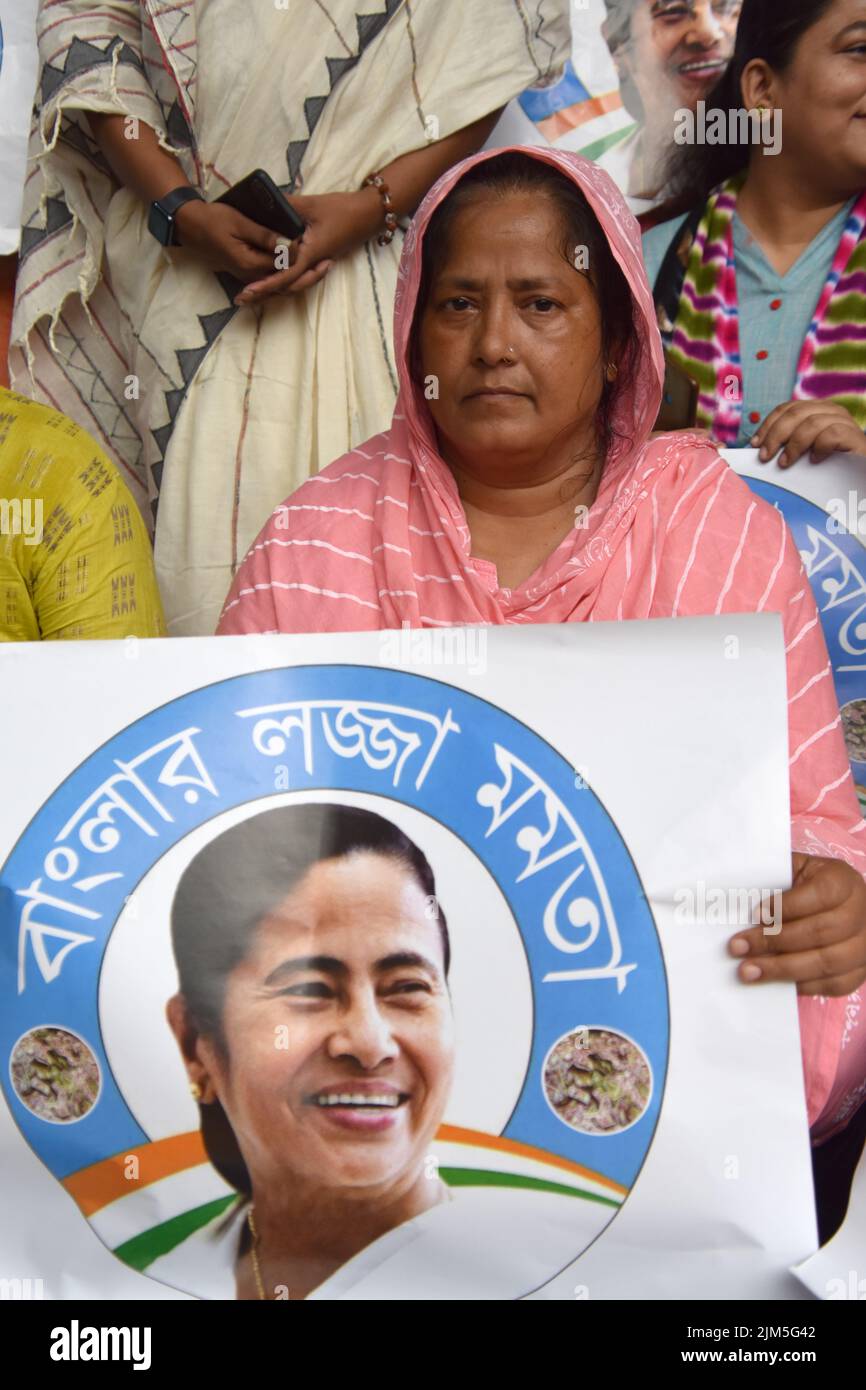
[166,993,216,1104]
[189,1078,217,1105]
[740,58,775,114]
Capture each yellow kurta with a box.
[0,389,166,641]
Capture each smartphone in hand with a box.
[216,169,304,240]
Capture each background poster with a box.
[491,0,743,213]
[0,621,817,1299]
[0,0,38,253]
[727,448,866,815]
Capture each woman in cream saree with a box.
[12,0,569,633]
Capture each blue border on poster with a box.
[0,665,668,1192]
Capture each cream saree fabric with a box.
[12,0,570,633]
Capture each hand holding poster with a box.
[0,621,817,1299]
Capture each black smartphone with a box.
[216,169,305,240]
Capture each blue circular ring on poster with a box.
[747,479,866,801]
[0,666,667,1296]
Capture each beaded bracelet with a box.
[363,171,399,246]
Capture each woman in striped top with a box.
[220,146,866,1155]
[643,0,866,462]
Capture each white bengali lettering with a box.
[477,744,636,992]
[236,701,459,790]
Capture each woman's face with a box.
[418,190,607,483]
[620,1,741,119]
[195,852,454,1199]
[759,0,866,190]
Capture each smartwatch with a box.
[148,186,205,247]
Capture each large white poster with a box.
[0,620,818,1300]
[0,0,38,253]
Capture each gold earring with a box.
[190,1081,203,1102]
[606,362,619,382]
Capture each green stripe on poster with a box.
[440,1167,620,1207]
[114,1194,238,1271]
[580,124,638,163]
[115,1168,620,1273]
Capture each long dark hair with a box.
[661,0,837,213]
[170,802,449,1194]
[412,150,638,460]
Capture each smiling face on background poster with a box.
[166,804,455,1212]
[604,0,741,114]
[602,0,742,186]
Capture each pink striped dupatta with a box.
[220,147,866,1143]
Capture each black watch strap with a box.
[148,186,204,246]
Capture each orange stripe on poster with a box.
[537,91,623,143]
[62,1132,207,1216]
[64,1122,626,1217]
[436,1123,627,1196]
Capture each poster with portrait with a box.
[727,448,866,816]
[0,621,816,1300]
[491,1,743,214]
[0,0,39,252]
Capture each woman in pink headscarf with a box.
[219,146,866,1166]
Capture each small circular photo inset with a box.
[9,1025,101,1124]
[841,699,866,765]
[543,1027,651,1136]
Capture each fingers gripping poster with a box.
[0,623,815,1300]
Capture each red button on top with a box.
[770,299,782,310]
[749,411,761,424]
[756,350,769,360]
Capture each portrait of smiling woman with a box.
[153,803,455,1300]
[220,146,866,1198]
[152,798,621,1299]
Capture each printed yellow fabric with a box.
[0,389,166,641]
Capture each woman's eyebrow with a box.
[263,955,346,986]
[375,950,440,977]
[838,21,866,38]
[434,275,567,292]
[434,274,484,291]
[507,276,568,291]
